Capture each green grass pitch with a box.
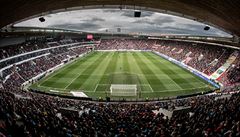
[30,51,215,99]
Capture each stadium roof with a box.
[0,0,240,37]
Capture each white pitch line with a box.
[64,66,94,90]
[64,73,83,89]
[140,85,208,93]
[39,85,94,93]
[93,84,99,92]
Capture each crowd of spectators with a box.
[0,39,92,80]
[0,38,84,60]
[0,38,240,136]
[1,38,239,87]
[97,39,235,76]
[0,41,49,60]
[0,50,48,69]
[6,46,90,83]
[227,63,240,84]
[0,38,93,68]
[97,39,240,86]
[153,40,234,75]
[0,85,239,137]
[217,53,240,86]
[97,39,153,50]
[2,38,237,81]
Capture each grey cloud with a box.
[82,17,105,23]
[132,16,175,27]
[179,24,225,36]
[132,19,155,25]
[158,26,200,34]
[15,8,231,37]
[181,24,205,31]
[123,25,226,36]
[92,17,105,22]
[156,26,227,36]
[153,16,174,24]
[132,16,175,26]
[50,23,101,30]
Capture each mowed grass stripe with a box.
[79,52,114,91]
[65,52,108,89]
[55,52,97,75]
[40,52,98,88]
[115,52,123,73]
[141,53,182,87]
[114,52,135,84]
[123,53,130,72]
[128,52,153,92]
[95,52,119,92]
[61,52,103,89]
[99,52,118,83]
[138,52,183,90]
[122,52,134,84]
[35,51,215,99]
[150,52,205,81]
[54,53,101,88]
[132,52,167,91]
[143,52,195,89]
[115,53,124,81]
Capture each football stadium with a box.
[0,1,240,137]
[32,51,213,99]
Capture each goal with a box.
[110,84,137,96]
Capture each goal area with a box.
[110,84,137,96]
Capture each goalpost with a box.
[110,84,137,96]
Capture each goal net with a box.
[110,84,137,96]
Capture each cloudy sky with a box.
[15,9,231,37]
